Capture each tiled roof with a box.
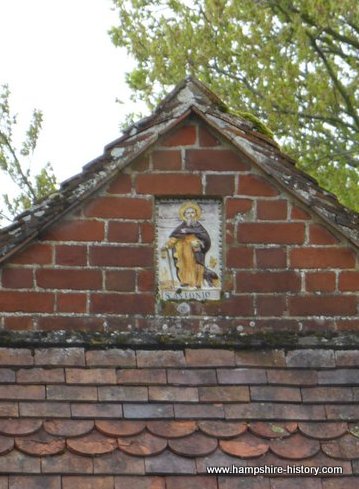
[0,77,358,264]
[0,346,358,486]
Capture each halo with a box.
[178,201,202,221]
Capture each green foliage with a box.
[110,0,359,211]
[0,85,57,222]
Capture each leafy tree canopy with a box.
[0,84,57,223]
[110,0,359,210]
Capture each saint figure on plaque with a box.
[162,201,219,289]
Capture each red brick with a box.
[55,245,87,266]
[291,206,311,220]
[205,174,235,196]
[4,317,33,330]
[257,200,287,220]
[238,223,305,244]
[66,368,116,384]
[336,319,359,331]
[36,269,102,290]
[107,174,132,194]
[160,125,196,146]
[84,197,152,219]
[289,295,357,316]
[185,349,234,367]
[256,248,287,268]
[10,243,52,264]
[105,270,136,292]
[199,126,220,146]
[238,174,279,196]
[36,316,104,331]
[226,247,254,268]
[226,198,253,218]
[2,268,33,288]
[140,222,155,243]
[309,224,339,244]
[236,271,300,292]
[0,291,54,312]
[90,246,152,267]
[62,476,114,489]
[43,220,104,241]
[136,174,202,195]
[225,223,234,245]
[90,293,154,314]
[107,222,139,243]
[290,247,356,268]
[305,272,336,292]
[9,476,61,489]
[204,295,254,316]
[186,149,249,171]
[152,150,182,170]
[57,293,87,313]
[339,271,359,291]
[132,155,150,172]
[257,295,286,316]
[138,269,155,291]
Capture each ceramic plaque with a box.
[157,199,222,301]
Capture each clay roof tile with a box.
[220,433,269,458]
[270,432,320,460]
[168,432,217,458]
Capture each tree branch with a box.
[0,131,37,200]
[307,33,359,130]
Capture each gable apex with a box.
[0,78,359,265]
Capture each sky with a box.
[0,0,145,187]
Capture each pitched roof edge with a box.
[192,107,359,249]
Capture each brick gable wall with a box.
[0,118,358,332]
